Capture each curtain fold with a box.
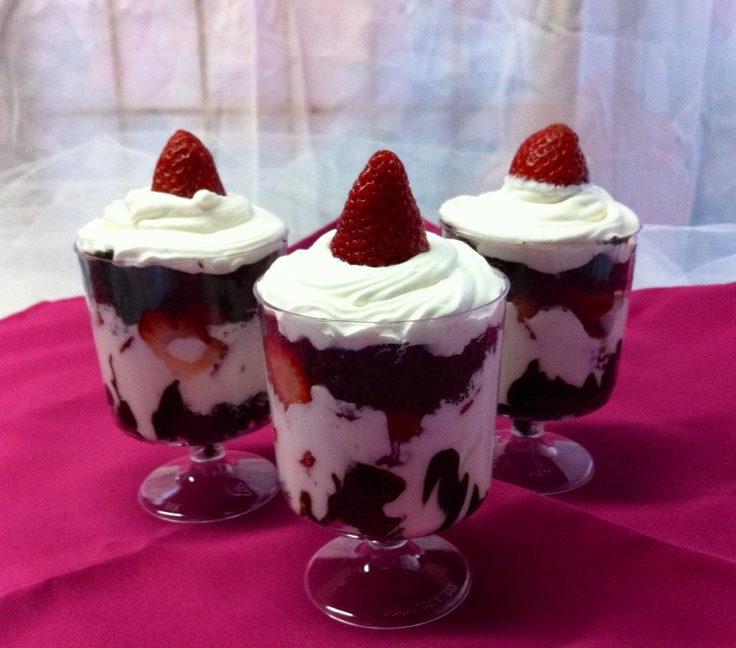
[0,1,733,238]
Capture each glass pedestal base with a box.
[138,445,279,522]
[493,426,594,495]
[305,534,471,629]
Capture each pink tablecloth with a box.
[1,279,735,647]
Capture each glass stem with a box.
[367,538,407,551]
[190,443,226,463]
[511,419,544,439]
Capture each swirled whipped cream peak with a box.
[76,130,287,273]
[439,123,640,253]
[256,150,507,352]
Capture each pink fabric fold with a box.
[1,280,735,647]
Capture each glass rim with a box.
[253,267,509,327]
[440,222,641,249]
[73,234,288,268]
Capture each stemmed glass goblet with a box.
[255,278,507,628]
[76,237,285,522]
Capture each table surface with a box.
[1,275,735,647]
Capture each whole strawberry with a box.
[330,150,429,267]
[508,123,589,186]
[151,130,226,198]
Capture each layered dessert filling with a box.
[77,130,287,445]
[256,149,507,540]
[81,251,282,444]
[442,230,635,420]
[260,306,502,539]
[439,124,640,422]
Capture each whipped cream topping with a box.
[439,176,640,273]
[76,188,287,273]
[255,231,508,354]
[439,175,640,244]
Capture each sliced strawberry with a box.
[558,285,615,338]
[386,409,424,444]
[377,409,425,467]
[264,336,312,407]
[512,295,541,323]
[139,311,206,347]
[139,310,228,377]
[509,123,589,186]
[329,150,429,267]
[151,130,226,198]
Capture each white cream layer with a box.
[76,188,287,273]
[90,303,267,442]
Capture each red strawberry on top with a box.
[508,123,589,187]
[329,150,429,267]
[151,130,226,198]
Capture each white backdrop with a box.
[0,0,734,316]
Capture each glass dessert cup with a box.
[255,280,507,628]
[443,225,638,495]
[76,239,285,522]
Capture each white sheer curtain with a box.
[0,0,734,316]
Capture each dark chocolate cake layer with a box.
[499,341,622,422]
[79,250,281,325]
[265,314,500,415]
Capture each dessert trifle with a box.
[255,150,508,628]
[76,130,287,521]
[440,123,640,494]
